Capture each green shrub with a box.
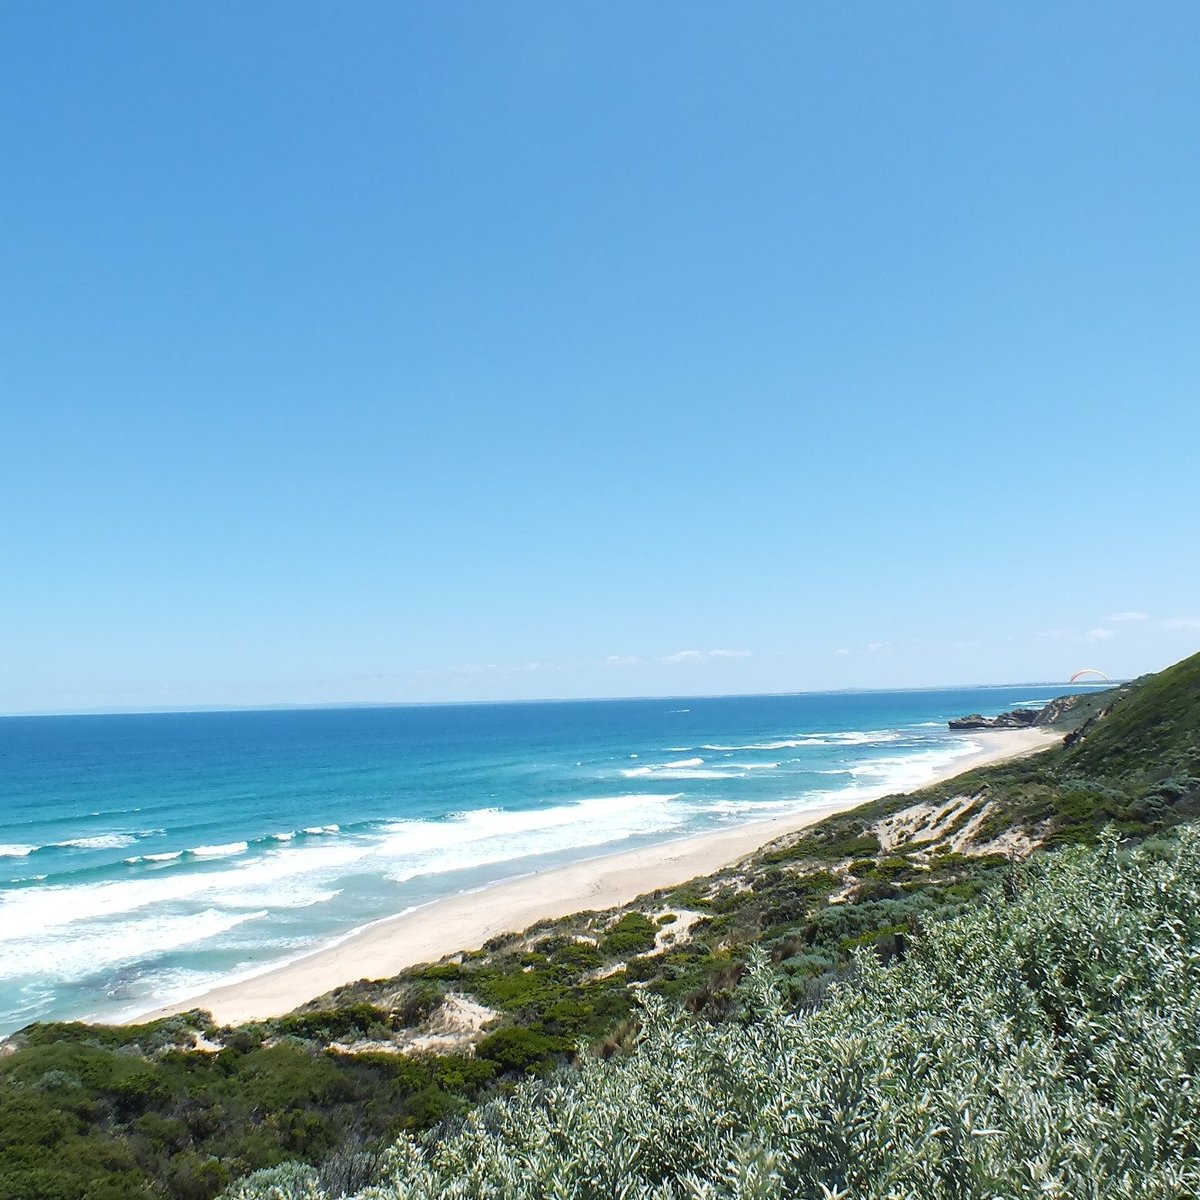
[221,1161,321,1199]
[468,965,567,1013]
[272,1004,391,1043]
[599,913,658,958]
[550,941,603,971]
[417,962,462,982]
[474,1027,566,1073]
[764,826,881,864]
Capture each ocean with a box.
[0,685,1088,1035]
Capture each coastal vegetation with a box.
[1,651,1197,1199]
[247,827,1200,1198]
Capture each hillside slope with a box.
[235,829,1200,1199]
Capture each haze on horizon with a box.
[2,5,1198,716]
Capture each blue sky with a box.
[2,4,1198,713]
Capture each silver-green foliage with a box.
[254,830,1200,1199]
[222,1162,323,1199]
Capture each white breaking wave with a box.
[0,907,270,982]
[699,741,806,751]
[54,834,137,851]
[199,846,363,909]
[302,824,341,836]
[381,794,687,885]
[0,840,370,938]
[622,766,747,780]
[124,850,184,865]
[378,795,683,857]
[700,730,903,752]
[697,797,815,816]
[0,845,37,859]
[619,756,749,780]
[190,841,249,859]
[823,742,981,803]
[5,796,690,948]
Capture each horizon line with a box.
[0,679,1123,720]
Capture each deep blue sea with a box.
[0,686,1092,1035]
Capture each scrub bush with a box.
[253,829,1200,1199]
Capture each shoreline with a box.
[134,728,1058,1026]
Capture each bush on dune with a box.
[239,828,1200,1199]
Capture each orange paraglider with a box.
[1069,668,1111,683]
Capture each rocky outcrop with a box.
[950,690,1112,732]
[1033,694,1086,726]
[948,709,1040,730]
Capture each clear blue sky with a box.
[2,3,1198,713]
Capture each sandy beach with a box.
[136,727,1058,1026]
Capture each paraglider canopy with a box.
[1069,668,1111,683]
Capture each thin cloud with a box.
[867,642,887,653]
[1108,611,1149,622]
[1088,628,1116,641]
[1162,617,1200,631]
[662,649,703,664]
[833,648,851,657]
[661,648,752,665]
[603,655,642,668]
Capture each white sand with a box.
[135,728,1057,1025]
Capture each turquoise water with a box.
[0,686,1088,1034]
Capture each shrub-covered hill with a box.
[1063,650,1200,785]
[772,647,1200,862]
[234,828,1200,1199]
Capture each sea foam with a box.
[0,839,368,938]
[0,907,270,982]
[622,766,747,780]
[54,834,138,851]
[698,730,902,751]
[619,755,749,780]
[381,794,688,884]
